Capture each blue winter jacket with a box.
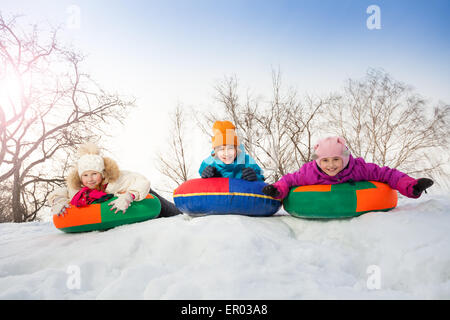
[198,145,265,181]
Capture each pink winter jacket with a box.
[272,155,419,199]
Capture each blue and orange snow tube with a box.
[53,194,161,233]
[173,178,281,216]
[283,181,398,219]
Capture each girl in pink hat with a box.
[262,136,434,200]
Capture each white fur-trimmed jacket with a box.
[48,168,151,208]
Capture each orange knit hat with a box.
[212,120,239,148]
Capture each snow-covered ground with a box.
[1,193,449,299]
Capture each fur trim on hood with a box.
[66,143,120,190]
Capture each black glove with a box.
[201,165,218,179]
[412,178,434,196]
[262,184,280,198]
[242,167,258,181]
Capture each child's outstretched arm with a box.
[273,172,303,199]
[263,168,305,199]
[412,178,434,196]
[48,187,70,215]
[358,159,433,198]
[111,171,151,201]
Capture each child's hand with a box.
[242,167,257,181]
[52,202,70,216]
[109,192,134,214]
[412,178,434,196]
[262,185,280,198]
[201,165,218,178]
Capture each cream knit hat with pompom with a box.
[76,143,105,177]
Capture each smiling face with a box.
[318,157,344,176]
[214,145,237,164]
[80,170,103,189]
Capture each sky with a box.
[1,0,449,193]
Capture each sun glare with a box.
[0,70,24,118]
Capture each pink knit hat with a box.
[313,136,350,168]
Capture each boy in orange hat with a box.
[199,121,264,181]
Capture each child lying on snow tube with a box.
[262,136,434,200]
[199,120,265,182]
[48,142,181,218]
[173,120,280,216]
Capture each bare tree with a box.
[326,68,450,183]
[156,104,193,193]
[286,93,340,169]
[0,180,13,222]
[0,14,134,222]
[196,75,263,156]
[250,70,299,181]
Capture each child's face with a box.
[215,145,237,164]
[81,170,103,189]
[319,157,344,176]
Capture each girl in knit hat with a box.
[262,136,434,200]
[199,121,265,181]
[48,142,181,217]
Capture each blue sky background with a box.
[1,0,449,189]
[2,0,449,99]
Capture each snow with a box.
[1,194,449,299]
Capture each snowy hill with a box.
[1,194,449,299]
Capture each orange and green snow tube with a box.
[53,194,161,233]
[283,181,397,219]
